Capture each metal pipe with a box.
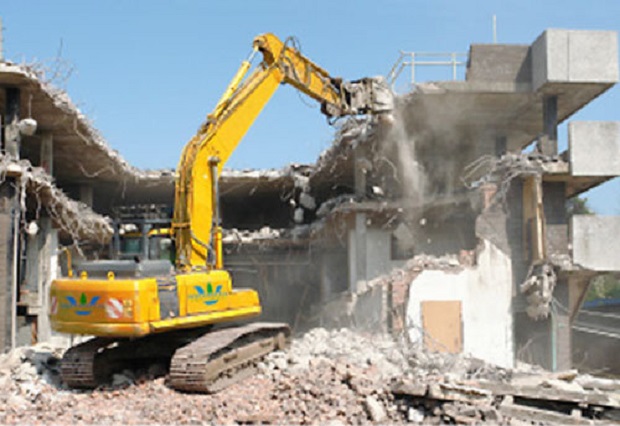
[209,157,223,269]
[410,52,415,85]
[140,222,150,260]
[551,310,557,371]
[452,53,457,80]
[0,17,4,62]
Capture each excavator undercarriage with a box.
[61,323,289,392]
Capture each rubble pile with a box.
[1,328,620,424]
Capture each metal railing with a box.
[387,51,468,90]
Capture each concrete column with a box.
[0,181,19,352]
[354,149,368,197]
[319,254,332,303]
[568,275,591,322]
[79,185,94,207]
[495,136,507,157]
[40,133,54,175]
[541,95,558,156]
[551,280,571,371]
[4,87,21,158]
[350,147,369,294]
[348,212,368,294]
[37,217,57,343]
[24,229,40,294]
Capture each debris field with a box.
[1,328,619,425]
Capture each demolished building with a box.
[0,28,619,375]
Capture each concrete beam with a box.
[572,215,620,271]
[569,121,620,176]
[532,29,619,92]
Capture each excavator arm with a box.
[173,33,393,269]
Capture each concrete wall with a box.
[366,229,404,280]
[466,44,531,84]
[532,29,618,91]
[569,121,620,176]
[348,226,404,292]
[406,240,514,368]
[572,215,620,271]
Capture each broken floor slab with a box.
[0,155,112,244]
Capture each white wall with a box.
[406,240,514,368]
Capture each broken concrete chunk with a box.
[112,370,134,387]
[364,395,387,422]
[543,378,584,393]
[407,407,425,423]
[18,117,38,136]
[299,192,316,210]
[294,207,304,223]
[293,174,310,190]
[480,406,502,422]
[575,374,620,391]
[371,186,384,196]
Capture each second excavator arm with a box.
[173,33,393,270]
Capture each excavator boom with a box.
[174,33,393,269]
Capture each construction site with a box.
[1,13,620,425]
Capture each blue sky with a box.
[2,1,620,213]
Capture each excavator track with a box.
[59,323,289,392]
[168,322,289,393]
[60,337,114,389]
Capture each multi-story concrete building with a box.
[0,28,618,373]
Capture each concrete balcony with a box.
[571,215,620,271]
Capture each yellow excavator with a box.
[49,33,393,392]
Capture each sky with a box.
[1,0,620,214]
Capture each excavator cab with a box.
[118,227,174,263]
[112,205,173,262]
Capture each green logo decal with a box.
[193,282,223,306]
[64,293,100,316]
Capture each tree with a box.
[566,196,593,217]
[586,274,620,302]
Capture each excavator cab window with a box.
[148,233,174,262]
[120,234,142,257]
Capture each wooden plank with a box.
[477,380,620,408]
[422,300,462,353]
[500,403,593,425]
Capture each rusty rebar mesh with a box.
[0,155,112,245]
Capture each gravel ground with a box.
[0,328,412,425]
[2,327,613,425]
